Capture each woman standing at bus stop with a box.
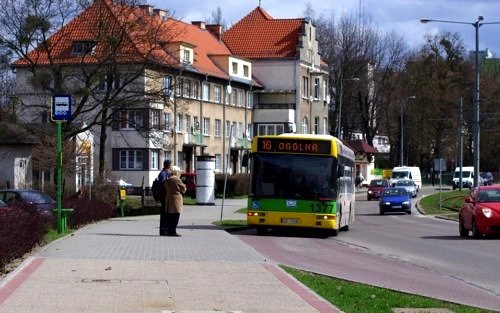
[164,168,186,237]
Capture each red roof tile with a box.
[344,139,378,154]
[222,7,303,59]
[12,0,233,80]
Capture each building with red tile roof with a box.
[11,0,260,192]
[222,6,330,136]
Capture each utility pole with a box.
[459,97,464,191]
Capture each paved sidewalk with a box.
[0,199,339,313]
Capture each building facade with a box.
[12,2,330,191]
[222,7,330,136]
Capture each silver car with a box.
[394,179,417,198]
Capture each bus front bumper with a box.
[247,211,338,229]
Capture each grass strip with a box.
[282,266,494,313]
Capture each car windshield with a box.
[478,189,500,203]
[391,172,409,179]
[454,171,471,178]
[370,180,386,187]
[383,188,407,196]
[396,180,413,186]
[20,191,55,204]
[0,199,6,207]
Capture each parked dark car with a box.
[480,172,494,186]
[379,187,412,215]
[0,189,55,216]
[367,179,389,201]
[459,185,500,238]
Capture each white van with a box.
[390,166,422,190]
[452,166,474,190]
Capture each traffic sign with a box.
[51,95,72,121]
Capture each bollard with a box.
[118,188,126,217]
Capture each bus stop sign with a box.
[51,95,72,121]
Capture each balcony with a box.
[231,137,251,150]
[184,132,204,146]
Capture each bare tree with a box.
[315,13,409,146]
[208,6,226,31]
[1,0,184,176]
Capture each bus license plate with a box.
[281,218,299,224]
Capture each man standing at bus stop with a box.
[158,159,171,236]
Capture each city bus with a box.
[247,134,356,237]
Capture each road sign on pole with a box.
[52,95,72,233]
[51,95,72,121]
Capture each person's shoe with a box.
[168,233,182,237]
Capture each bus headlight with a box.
[248,212,266,217]
[316,215,335,220]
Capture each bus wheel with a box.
[330,228,339,237]
[256,226,267,235]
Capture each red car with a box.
[367,179,389,201]
[459,185,500,238]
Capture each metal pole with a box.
[473,20,480,188]
[337,78,343,139]
[459,97,463,191]
[220,124,233,222]
[56,122,63,233]
[400,110,404,166]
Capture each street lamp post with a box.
[421,16,500,187]
[337,77,359,139]
[400,96,416,166]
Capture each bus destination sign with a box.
[257,137,331,155]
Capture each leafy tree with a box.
[401,32,472,170]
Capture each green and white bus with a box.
[247,134,356,236]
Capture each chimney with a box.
[153,8,169,20]
[206,24,222,40]
[192,21,206,29]
[138,5,153,14]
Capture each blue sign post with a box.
[51,95,72,233]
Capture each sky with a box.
[148,0,500,56]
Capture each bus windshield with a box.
[251,154,338,200]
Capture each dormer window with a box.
[183,50,190,64]
[71,41,96,56]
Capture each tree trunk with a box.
[98,108,109,176]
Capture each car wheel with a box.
[459,216,469,238]
[367,197,371,201]
[406,210,411,215]
[472,220,482,238]
[379,208,384,215]
[453,185,457,190]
